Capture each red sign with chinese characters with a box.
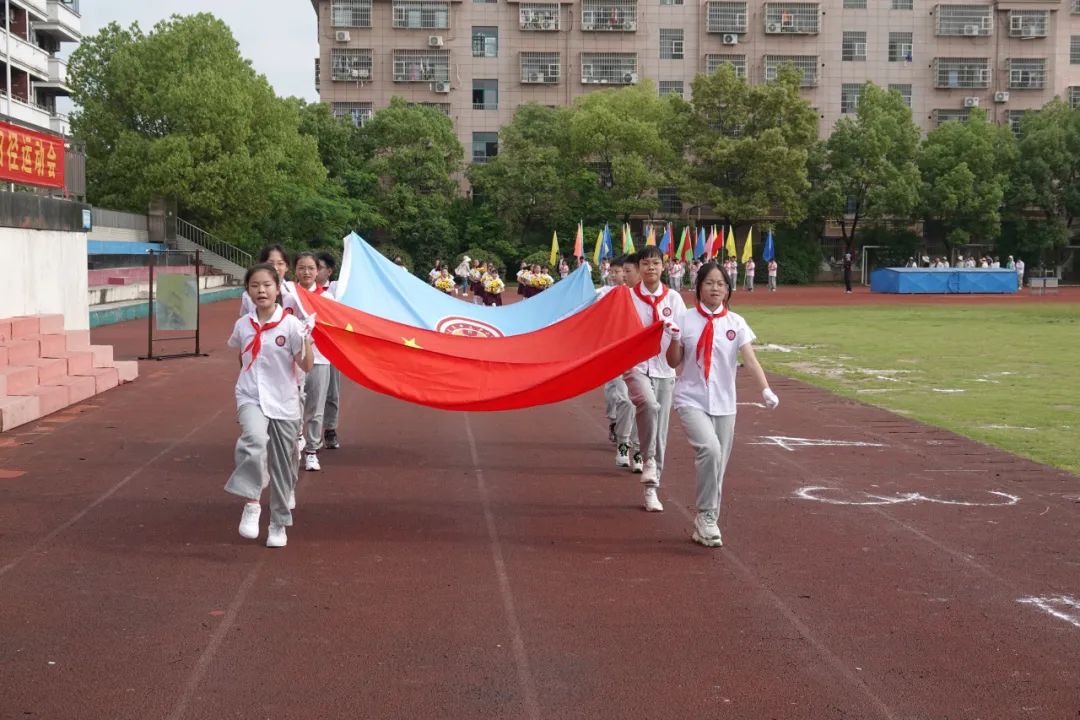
[0,121,65,189]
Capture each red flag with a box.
[297,287,662,411]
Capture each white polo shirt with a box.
[627,281,686,379]
[228,306,305,420]
[673,305,756,416]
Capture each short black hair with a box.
[695,261,732,305]
[638,245,663,262]
[625,252,640,266]
[244,262,280,287]
[610,254,626,267]
[257,244,288,264]
[316,251,337,270]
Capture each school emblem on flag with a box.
[434,316,504,338]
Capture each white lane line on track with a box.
[464,413,542,720]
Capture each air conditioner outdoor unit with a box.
[963,96,980,107]
[766,22,782,33]
[428,35,445,47]
[526,71,542,83]
[434,81,451,93]
[722,33,738,45]
[963,24,980,36]
[335,30,351,42]
[541,19,556,29]
[994,90,1010,103]
[624,72,639,83]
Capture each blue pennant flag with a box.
[658,225,671,255]
[335,233,597,337]
[601,224,613,259]
[763,229,776,262]
[694,228,706,259]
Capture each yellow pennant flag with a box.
[549,230,559,267]
[741,227,753,263]
[646,226,656,246]
[725,226,737,258]
[625,223,635,253]
[593,227,604,265]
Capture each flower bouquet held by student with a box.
[665,262,779,548]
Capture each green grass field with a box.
[742,303,1080,475]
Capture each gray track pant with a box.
[225,404,300,527]
[623,370,675,486]
[303,365,331,452]
[324,367,341,432]
[676,407,737,513]
[605,376,639,448]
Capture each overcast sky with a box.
[79,1,319,101]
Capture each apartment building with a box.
[312,0,1080,164]
[1,0,81,136]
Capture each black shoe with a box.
[324,430,340,449]
[608,422,617,444]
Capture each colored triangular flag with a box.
[763,229,776,262]
[694,227,706,259]
[658,225,671,256]
[549,230,559,267]
[572,221,584,259]
[593,226,604,265]
[622,223,636,254]
[725,226,737,258]
[675,227,687,262]
[646,225,656,246]
[741,227,753,264]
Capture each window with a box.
[843,0,865,8]
[660,29,684,59]
[842,31,866,61]
[581,0,638,31]
[392,1,450,29]
[658,188,681,214]
[888,32,913,62]
[659,80,684,97]
[1006,110,1027,138]
[1072,37,1080,64]
[933,57,990,88]
[520,4,560,30]
[841,83,863,113]
[1008,58,1046,90]
[934,108,971,126]
[472,79,498,110]
[661,0,683,5]
[409,101,451,115]
[935,5,993,37]
[1070,87,1080,109]
[1008,10,1047,38]
[892,0,912,8]
[581,52,638,84]
[706,54,747,78]
[472,27,498,57]
[472,132,498,163]
[763,55,818,86]
[707,2,747,33]
[763,3,820,34]
[332,102,374,127]
[474,0,496,4]
[1074,0,1080,14]
[888,83,912,107]
[330,48,374,81]
[332,0,372,27]
[521,51,560,83]
[392,49,450,82]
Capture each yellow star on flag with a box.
[402,337,422,349]
[345,323,354,332]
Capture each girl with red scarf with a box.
[665,262,779,548]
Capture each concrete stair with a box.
[0,314,138,432]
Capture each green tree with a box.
[679,64,818,229]
[1006,99,1080,265]
[68,14,327,249]
[810,83,922,252]
[919,108,1016,255]
[568,81,681,220]
[360,98,464,271]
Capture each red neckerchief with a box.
[243,315,285,370]
[633,283,670,323]
[695,304,728,381]
[313,285,328,296]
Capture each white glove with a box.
[662,322,681,339]
[762,388,779,409]
[301,312,318,339]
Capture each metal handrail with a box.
[175,217,252,269]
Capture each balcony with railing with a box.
[392,49,450,82]
[331,48,374,82]
[935,5,992,37]
[521,52,560,84]
[763,55,818,86]
[36,0,81,43]
[706,54,747,78]
[581,52,638,84]
[1007,58,1045,90]
[2,29,50,77]
[520,4,560,30]
[1007,10,1047,39]
[763,3,820,34]
[581,0,637,32]
[933,57,990,88]
[707,2,747,34]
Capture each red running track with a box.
[0,300,1077,719]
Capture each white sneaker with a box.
[238,502,261,539]
[692,510,723,547]
[288,490,296,510]
[266,523,288,548]
[631,451,643,474]
[615,443,630,467]
[643,487,664,512]
[641,458,658,484]
[304,452,320,472]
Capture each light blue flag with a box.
[763,230,776,262]
[601,224,613,259]
[694,228,706,258]
[335,233,597,337]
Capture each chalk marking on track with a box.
[1017,596,1080,631]
[668,500,899,720]
[795,486,1020,507]
[166,558,265,720]
[0,409,224,581]
[464,414,541,720]
[750,435,885,452]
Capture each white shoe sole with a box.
[239,524,259,540]
[616,457,630,467]
[692,531,723,547]
[266,537,287,548]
